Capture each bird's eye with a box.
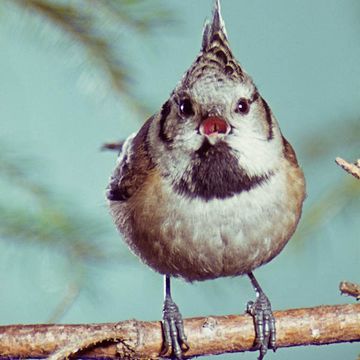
[236,98,250,115]
[179,98,194,117]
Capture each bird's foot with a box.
[247,291,276,360]
[161,296,189,359]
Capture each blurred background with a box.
[0,1,359,359]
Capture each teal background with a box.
[0,1,359,360]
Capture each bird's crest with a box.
[181,0,244,88]
[201,0,228,51]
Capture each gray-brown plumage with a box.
[107,1,305,359]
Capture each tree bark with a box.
[0,303,359,359]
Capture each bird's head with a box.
[150,0,285,200]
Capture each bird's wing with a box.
[106,116,155,201]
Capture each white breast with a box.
[110,162,301,282]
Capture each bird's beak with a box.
[199,116,231,141]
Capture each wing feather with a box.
[106,116,155,201]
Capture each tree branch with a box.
[0,303,359,359]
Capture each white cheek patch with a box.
[227,123,283,176]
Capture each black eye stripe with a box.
[261,97,274,141]
[159,100,173,143]
[250,91,260,103]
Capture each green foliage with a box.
[0,147,108,262]
[9,0,174,114]
[0,146,132,321]
[295,176,360,243]
[303,119,360,160]
[295,118,360,244]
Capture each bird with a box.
[106,1,306,359]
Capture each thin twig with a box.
[101,141,124,152]
[340,281,360,301]
[10,0,152,116]
[335,157,360,180]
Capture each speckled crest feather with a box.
[182,0,244,88]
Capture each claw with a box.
[161,276,189,359]
[247,272,276,360]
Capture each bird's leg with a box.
[161,275,189,359]
[246,272,276,360]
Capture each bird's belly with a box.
[111,170,302,282]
